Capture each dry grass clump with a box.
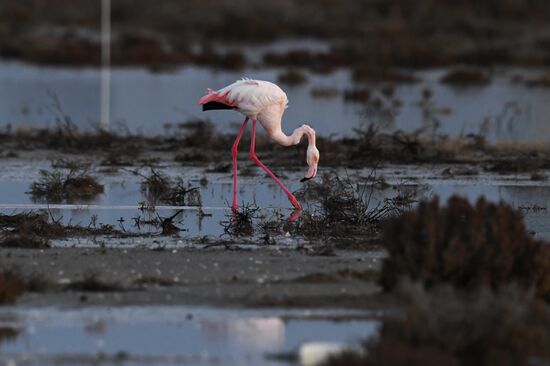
[140,169,201,206]
[328,284,550,366]
[221,204,261,237]
[140,169,171,201]
[440,67,490,86]
[29,162,104,203]
[296,174,409,239]
[0,270,25,304]
[380,196,550,301]
[0,211,125,248]
[0,212,65,248]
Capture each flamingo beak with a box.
[301,164,318,182]
[301,145,319,182]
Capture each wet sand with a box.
[5,247,388,309]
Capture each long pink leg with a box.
[249,120,302,210]
[232,117,249,211]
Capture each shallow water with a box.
[1,59,549,142]
[0,305,377,366]
[1,166,550,243]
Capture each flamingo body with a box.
[198,78,320,212]
[199,79,288,135]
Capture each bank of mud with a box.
[2,247,390,310]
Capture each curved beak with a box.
[301,165,317,182]
[301,145,319,182]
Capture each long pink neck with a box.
[270,124,316,148]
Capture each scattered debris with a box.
[159,209,185,235]
[0,212,62,248]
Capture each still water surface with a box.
[0,306,377,366]
[1,61,550,142]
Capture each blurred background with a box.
[1,0,550,141]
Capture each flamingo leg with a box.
[232,117,249,211]
[249,120,302,210]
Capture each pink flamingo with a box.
[197,78,320,212]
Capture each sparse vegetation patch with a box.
[380,196,550,301]
[29,162,104,203]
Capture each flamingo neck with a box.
[271,124,316,148]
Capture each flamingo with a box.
[197,78,320,212]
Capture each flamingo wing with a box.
[198,79,288,116]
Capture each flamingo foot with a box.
[289,195,302,210]
[288,208,302,222]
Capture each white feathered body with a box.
[200,78,288,135]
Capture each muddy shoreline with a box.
[3,123,550,172]
[4,246,391,310]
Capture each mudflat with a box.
[4,246,392,310]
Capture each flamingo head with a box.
[301,145,320,182]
